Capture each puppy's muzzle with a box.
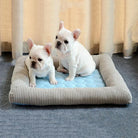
[31,61,36,68]
[56,41,61,49]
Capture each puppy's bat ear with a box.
[72,29,81,40]
[27,38,34,49]
[44,43,52,56]
[59,21,64,30]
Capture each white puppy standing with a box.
[25,39,57,87]
[55,21,96,81]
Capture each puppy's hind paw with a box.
[57,67,68,73]
[30,83,36,87]
[50,79,58,85]
[57,66,61,72]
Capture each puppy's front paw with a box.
[65,77,74,81]
[30,83,36,87]
[50,79,58,85]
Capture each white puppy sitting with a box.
[25,39,57,87]
[55,21,96,81]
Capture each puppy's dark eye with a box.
[38,58,42,62]
[56,36,58,39]
[29,56,31,59]
[64,40,68,44]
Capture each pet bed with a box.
[9,54,132,105]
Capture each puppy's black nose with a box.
[56,41,61,47]
[31,61,36,68]
[57,41,61,46]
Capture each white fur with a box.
[55,22,96,81]
[25,40,57,87]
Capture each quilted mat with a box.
[36,70,105,88]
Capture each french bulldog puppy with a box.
[55,21,96,81]
[25,39,57,87]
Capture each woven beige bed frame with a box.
[9,54,132,106]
